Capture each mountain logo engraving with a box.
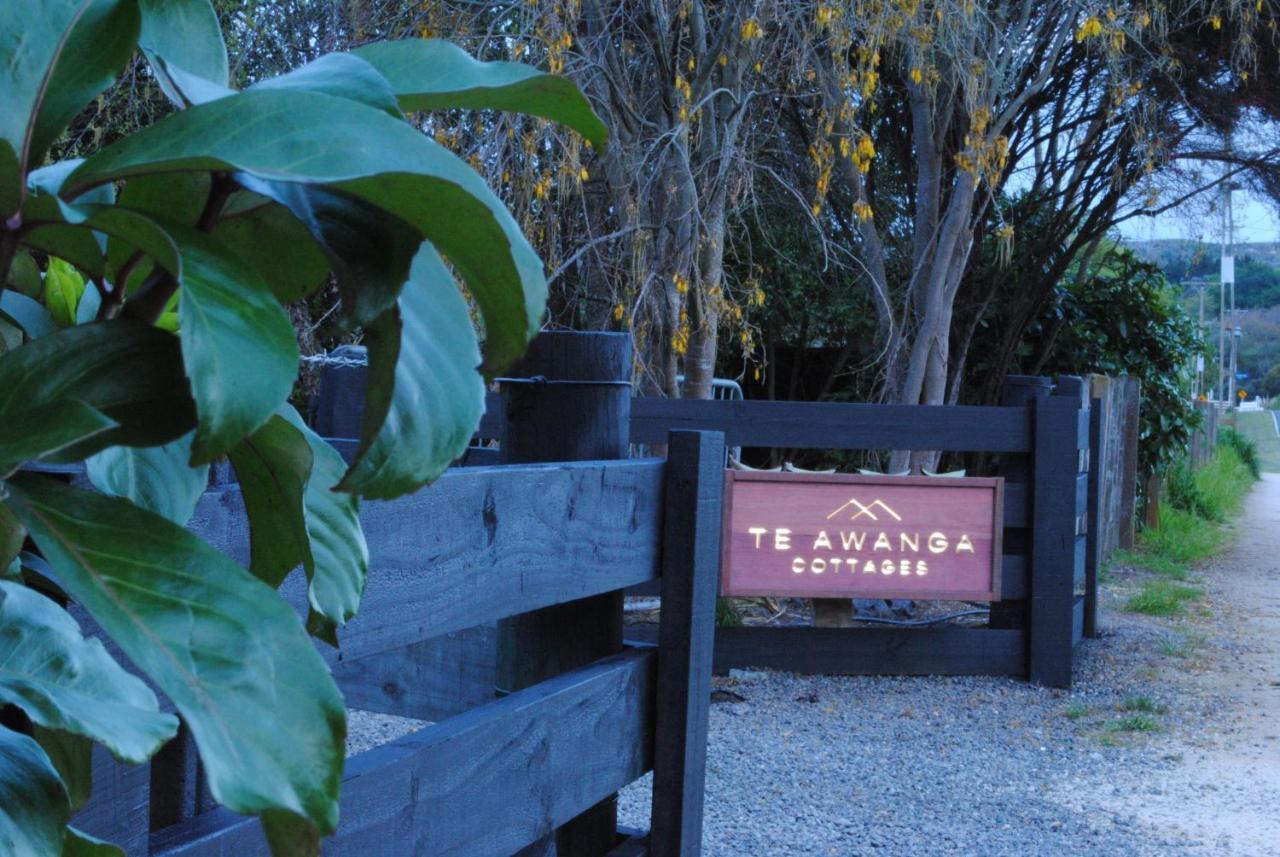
[825,498,903,522]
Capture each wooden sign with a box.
[721,472,1003,601]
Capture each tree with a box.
[0,2,603,853]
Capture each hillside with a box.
[1127,239,1280,309]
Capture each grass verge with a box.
[1125,580,1204,616]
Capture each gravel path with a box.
[620,475,1280,856]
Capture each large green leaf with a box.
[86,431,208,525]
[64,827,125,857]
[0,0,140,215]
[210,201,330,304]
[339,245,484,499]
[0,321,196,459]
[0,504,22,571]
[0,580,178,763]
[230,411,368,645]
[64,88,545,370]
[44,258,86,327]
[0,724,68,857]
[163,223,298,464]
[0,400,116,477]
[34,726,92,812]
[352,39,608,151]
[236,177,422,326]
[5,250,43,297]
[251,53,401,118]
[0,292,53,339]
[227,415,312,588]
[137,0,230,107]
[280,409,368,643]
[5,474,344,844]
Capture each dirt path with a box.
[1070,474,1280,855]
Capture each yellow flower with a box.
[741,18,763,40]
[853,200,873,222]
[1211,15,1222,30]
[613,303,625,322]
[579,166,589,182]
[1075,16,1103,41]
[910,67,923,85]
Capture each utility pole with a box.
[1219,180,1234,403]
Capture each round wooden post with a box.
[496,331,631,856]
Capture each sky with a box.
[1117,190,1280,246]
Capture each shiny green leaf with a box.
[251,53,400,117]
[231,411,369,645]
[0,400,116,477]
[0,0,140,214]
[227,415,313,588]
[0,724,68,857]
[86,431,208,525]
[0,579,178,764]
[0,321,196,459]
[64,88,545,371]
[43,258,85,327]
[6,474,344,841]
[63,826,125,857]
[0,504,22,572]
[33,726,92,812]
[0,292,55,339]
[210,201,331,305]
[162,224,298,464]
[137,0,229,107]
[279,409,368,643]
[339,245,484,499]
[352,39,608,151]
[4,251,42,297]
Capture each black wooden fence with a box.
[322,355,1106,690]
[621,375,1105,689]
[69,332,724,856]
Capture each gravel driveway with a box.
[621,476,1280,856]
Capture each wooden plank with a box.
[1072,594,1085,648]
[152,650,656,857]
[1029,395,1081,688]
[606,832,651,857]
[1075,472,1089,518]
[278,459,664,663]
[72,748,150,855]
[1073,536,1087,593]
[651,431,724,857]
[190,460,664,664]
[1000,554,1028,600]
[332,625,497,721]
[1003,483,1028,528]
[622,626,1024,676]
[629,398,1032,452]
[495,332,633,857]
[1084,397,1105,638]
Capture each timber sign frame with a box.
[721,472,1004,602]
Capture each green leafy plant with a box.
[1124,580,1204,617]
[1218,426,1262,481]
[0,3,605,854]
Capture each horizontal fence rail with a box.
[151,650,656,857]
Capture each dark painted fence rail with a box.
[70,333,724,857]
[615,375,1102,690]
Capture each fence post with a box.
[1085,394,1106,639]
[649,430,724,857]
[990,376,1052,632]
[497,331,631,856]
[1029,387,1082,687]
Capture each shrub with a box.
[1219,426,1262,480]
[0,6,605,853]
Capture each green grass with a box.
[1125,579,1204,616]
[1105,714,1160,733]
[1120,695,1164,714]
[1157,628,1207,659]
[1063,702,1091,720]
[1232,411,1280,473]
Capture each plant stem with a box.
[122,173,236,324]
